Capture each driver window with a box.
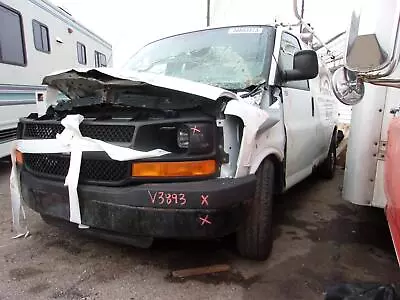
[278,32,309,90]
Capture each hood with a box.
[42,68,238,102]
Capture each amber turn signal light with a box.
[132,160,216,177]
[15,150,23,165]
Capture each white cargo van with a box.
[12,23,337,260]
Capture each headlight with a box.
[177,123,214,154]
[177,126,189,148]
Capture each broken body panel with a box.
[14,25,337,259]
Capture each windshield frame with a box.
[123,25,276,91]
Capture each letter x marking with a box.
[191,126,201,134]
[199,215,211,226]
[201,194,209,206]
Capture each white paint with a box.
[10,114,169,236]
[285,166,313,189]
[372,161,388,208]
[370,85,400,208]
[282,87,318,179]
[248,101,285,174]
[224,99,273,177]
[343,84,388,206]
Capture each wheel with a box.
[236,158,274,260]
[319,133,337,179]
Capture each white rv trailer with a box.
[0,0,112,158]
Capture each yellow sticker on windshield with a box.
[228,27,263,34]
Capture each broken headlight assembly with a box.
[132,122,217,178]
[177,126,190,148]
[134,122,215,155]
[177,123,214,154]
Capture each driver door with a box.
[278,32,318,187]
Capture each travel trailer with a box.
[0,0,112,158]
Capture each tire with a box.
[319,133,336,179]
[236,158,274,260]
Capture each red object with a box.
[68,28,73,34]
[385,117,400,264]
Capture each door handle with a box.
[311,97,315,117]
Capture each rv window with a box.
[32,20,50,53]
[94,51,107,67]
[77,42,87,65]
[0,3,26,66]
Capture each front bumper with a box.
[20,170,256,239]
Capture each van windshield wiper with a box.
[235,81,266,98]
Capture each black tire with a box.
[319,133,336,179]
[236,158,274,260]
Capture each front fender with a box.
[249,148,284,174]
[223,99,284,178]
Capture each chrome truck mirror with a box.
[345,0,400,75]
[332,66,365,105]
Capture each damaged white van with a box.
[14,25,337,260]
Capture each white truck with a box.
[331,0,400,263]
[12,22,337,260]
[0,0,112,159]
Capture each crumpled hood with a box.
[42,67,238,102]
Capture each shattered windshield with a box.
[124,26,273,90]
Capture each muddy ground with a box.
[0,161,398,300]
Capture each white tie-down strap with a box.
[10,114,170,237]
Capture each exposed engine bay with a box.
[17,72,248,187]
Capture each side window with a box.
[0,3,26,66]
[32,20,50,53]
[278,32,309,90]
[77,42,87,65]
[94,51,107,67]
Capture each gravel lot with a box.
[0,161,398,300]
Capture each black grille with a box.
[24,123,63,139]
[23,123,135,143]
[24,153,129,182]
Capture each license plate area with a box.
[33,189,70,220]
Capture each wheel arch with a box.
[250,149,285,194]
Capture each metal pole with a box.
[299,0,305,32]
[206,0,210,26]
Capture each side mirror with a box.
[344,0,400,75]
[283,50,318,82]
[332,66,365,105]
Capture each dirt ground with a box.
[0,161,398,300]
